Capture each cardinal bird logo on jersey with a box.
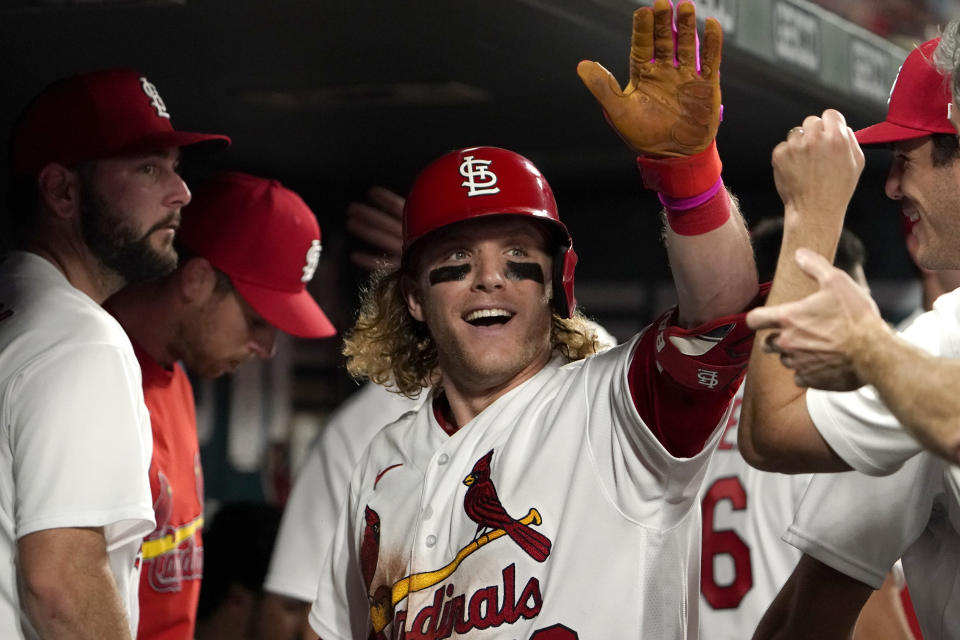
[463,450,552,562]
[360,506,381,589]
[361,506,391,639]
[364,452,551,635]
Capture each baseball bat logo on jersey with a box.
[463,450,552,562]
[459,156,501,197]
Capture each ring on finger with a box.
[788,126,805,137]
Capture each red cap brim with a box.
[116,130,231,157]
[232,280,336,339]
[855,121,945,146]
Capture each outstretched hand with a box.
[346,186,404,272]
[746,248,889,391]
[577,0,722,157]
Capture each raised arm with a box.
[577,0,756,325]
[738,110,864,472]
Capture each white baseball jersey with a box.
[785,453,960,639]
[795,289,960,639]
[264,383,422,602]
[310,310,751,640]
[266,324,615,604]
[698,384,812,640]
[0,252,155,638]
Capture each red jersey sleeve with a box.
[628,285,768,458]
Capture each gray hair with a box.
[934,20,960,105]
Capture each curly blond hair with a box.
[343,268,601,398]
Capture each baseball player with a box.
[0,69,227,639]
[309,1,763,637]
[105,171,336,640]
[737,38,960,638]
[262,188,616,638]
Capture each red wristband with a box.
[665,186,731,236]
[636,141,722,198]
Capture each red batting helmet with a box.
[402,146,578,318]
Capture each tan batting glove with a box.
[578,0,722,158]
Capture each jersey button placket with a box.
[422,454,447,548]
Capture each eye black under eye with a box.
[506,261,544,283]
[430,264,471,285]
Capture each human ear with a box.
[178,257,217,304]
[36,163,80,220]
[401,273,426,322]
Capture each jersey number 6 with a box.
[701,476,753,609]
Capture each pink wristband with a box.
[659,177,723,210]
[665,185,731,236]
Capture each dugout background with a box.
[0,0,928,504]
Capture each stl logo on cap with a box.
[301,239,322,283]
[139,77,170,119]
[459,155,501,197]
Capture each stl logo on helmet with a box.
[460,156,501,197]
[301,239,322,283]
[139,77,171,119]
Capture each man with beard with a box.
[0,69,228,639]
[105,171,336,640]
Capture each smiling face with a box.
[79,147,191,283]
[885,136,960,270]
[404,216,555,396]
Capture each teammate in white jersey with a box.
[309,2,762,637]
[737,38,960,638]
[0,69,227,639]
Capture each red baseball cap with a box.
[177,172,336,339]
[855,38,955,145]
[11,68,230,177]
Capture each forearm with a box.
[19,528,132,639]
[665,191,757,327]
[855,326,960,464]
[739,215,848,471]
[740,111,864,471]
[768,207,844,305]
